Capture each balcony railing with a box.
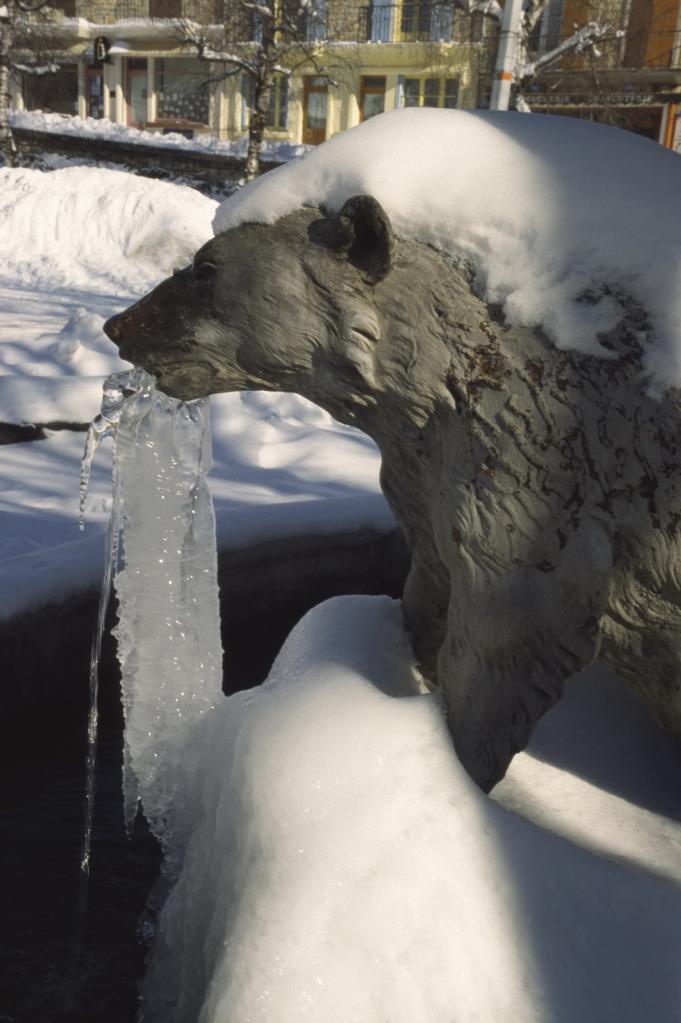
[360,3,490,44]
[95,0,326,34]
[93,0,228,23]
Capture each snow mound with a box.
[37,306,123,377]
[214,109,681,390]
[0,165,217,295]
[144,595,681,1023]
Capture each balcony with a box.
[358,3,486,44]
[83,0,327,35]
[248,5,327,43]
[87,0,227,24]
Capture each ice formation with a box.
[82,368,223,863]
[79,371,139,896]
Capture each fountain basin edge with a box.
[0,525,410,723]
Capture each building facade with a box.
[10,0,497,144]
[523,0,681,149]
[11,0,681,150]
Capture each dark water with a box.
[0,624,160,1023]
[0,616,299,1022]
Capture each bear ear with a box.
[332,195,394,285]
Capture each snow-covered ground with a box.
[2,115,681,1022]
[11,109,311,163]
[0,165,391,621]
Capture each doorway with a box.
[85,67,104,119]
[303,76,327,145]
[125,58,148,127]
[360,76,386,120]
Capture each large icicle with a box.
[113,369,223,860]
[85,367,223,866]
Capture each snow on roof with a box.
[214,108,681,391]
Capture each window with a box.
[528,0,563,55]
[399,76,458,109]
[149,0,181,16]
[360,76,386,120]
[303,0,327,42]
[429,2,453,41]
[241,76,289,131]
[366,2,452,43]
[397,2,453,41]
[423,77,440,107]
[24,64,78,114]
[49,0,76,15]
[155,59,209,124]
[249,10,263,42]
[303,76,327,145]
[368,1,394,43]
[403,77,420,107]
[400,2,430,38]
[266,77,288,130]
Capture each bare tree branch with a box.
[12,59,59,71]
[517,20,617,81]
[171,0,345,180]
[450,0,502,23]
[240,2,273,17]
[1,0,68,164]
[17,0,53,11]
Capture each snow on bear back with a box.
[0,165,217,296]
[213,108,681,391]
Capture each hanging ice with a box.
[84,367,223,867]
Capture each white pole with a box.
[490,0,524,111]
[147,56,156,125]
[77,62,86,120]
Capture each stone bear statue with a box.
[104,195,681,791]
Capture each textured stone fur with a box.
[105,198,681,790]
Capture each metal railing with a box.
[100,0,227,23]
[358,4,489,44]
[95,0,327,31]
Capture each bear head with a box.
[104,195,397,417]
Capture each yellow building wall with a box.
[273,40,483,145]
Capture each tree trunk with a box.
[0,26,17,168]
[244,96,266,182]
[244,31,277,183]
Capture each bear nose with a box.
[103,314,121,343]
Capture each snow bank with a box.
[11,110,310,163]
[0,164,217,294]
[0,388,389,621]
[144,595,681,1023]
[214,109,681,390]
[494,663,681,883]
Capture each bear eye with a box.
[194,261,217,283]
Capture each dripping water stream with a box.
[73,372,139,966]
